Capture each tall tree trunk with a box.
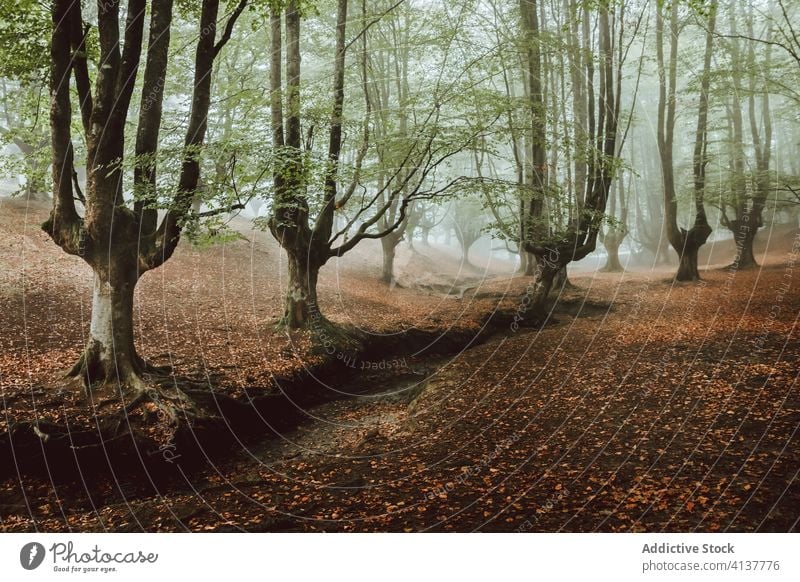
[421,227,430,246]
[461,238,473,268]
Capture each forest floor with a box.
[0,196,798,532]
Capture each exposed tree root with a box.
[66,348,174,398]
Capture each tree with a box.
[450,197,485,269]
[718,1,772,269]
[655,0,715,281]
[516,0,634,317]
[43,0,247,398]
[266,0,483,329]
[600,168,629,272]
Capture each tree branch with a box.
[214,0,248,57]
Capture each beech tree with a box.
[718,2,773,269]
[266,0,485,329]
[516,0,639,316]
[655,0,716,281]
[450,197,485,269]
[600,168,630,273]
[44,0,246,397]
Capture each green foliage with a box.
[0,0,49,79]
[184,214,246,248]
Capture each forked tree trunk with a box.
[283,250,322,328]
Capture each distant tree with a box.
[450,197,484,269]
[0,0,50,200]
[600,168,630,273]
[0,82,49,200]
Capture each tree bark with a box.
[283,249,323,329]
[380,232,401,284]
[70,265,143,391]
[523,262,558,322]
[731,220,758,268]
[518,251,537,276]
[602,231,624,272]
[674,238,702,281]
[44,0,235,398]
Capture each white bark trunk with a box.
[89,275,116,360]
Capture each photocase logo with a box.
[20,542,46,570]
